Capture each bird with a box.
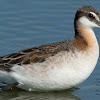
[0,6,100,91]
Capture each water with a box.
[0,0,100,100]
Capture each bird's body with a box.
[0,6,100,91]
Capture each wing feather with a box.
[0,40,73,71]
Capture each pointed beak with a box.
[97,21,100,27]
[97,13,100,27]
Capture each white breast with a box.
[0,40,99,91]
[9,45,99,91]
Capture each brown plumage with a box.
[0,40,76,72]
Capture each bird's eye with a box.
[88,13,95,19]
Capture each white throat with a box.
[79,16,99,29]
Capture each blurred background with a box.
[0,0,100,100]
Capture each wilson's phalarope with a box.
[0,6,100,91]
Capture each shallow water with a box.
[0,88,80,100]
[0,0,100,100]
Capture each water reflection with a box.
[0,88,80,100]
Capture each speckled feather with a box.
[0,40,75,72]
